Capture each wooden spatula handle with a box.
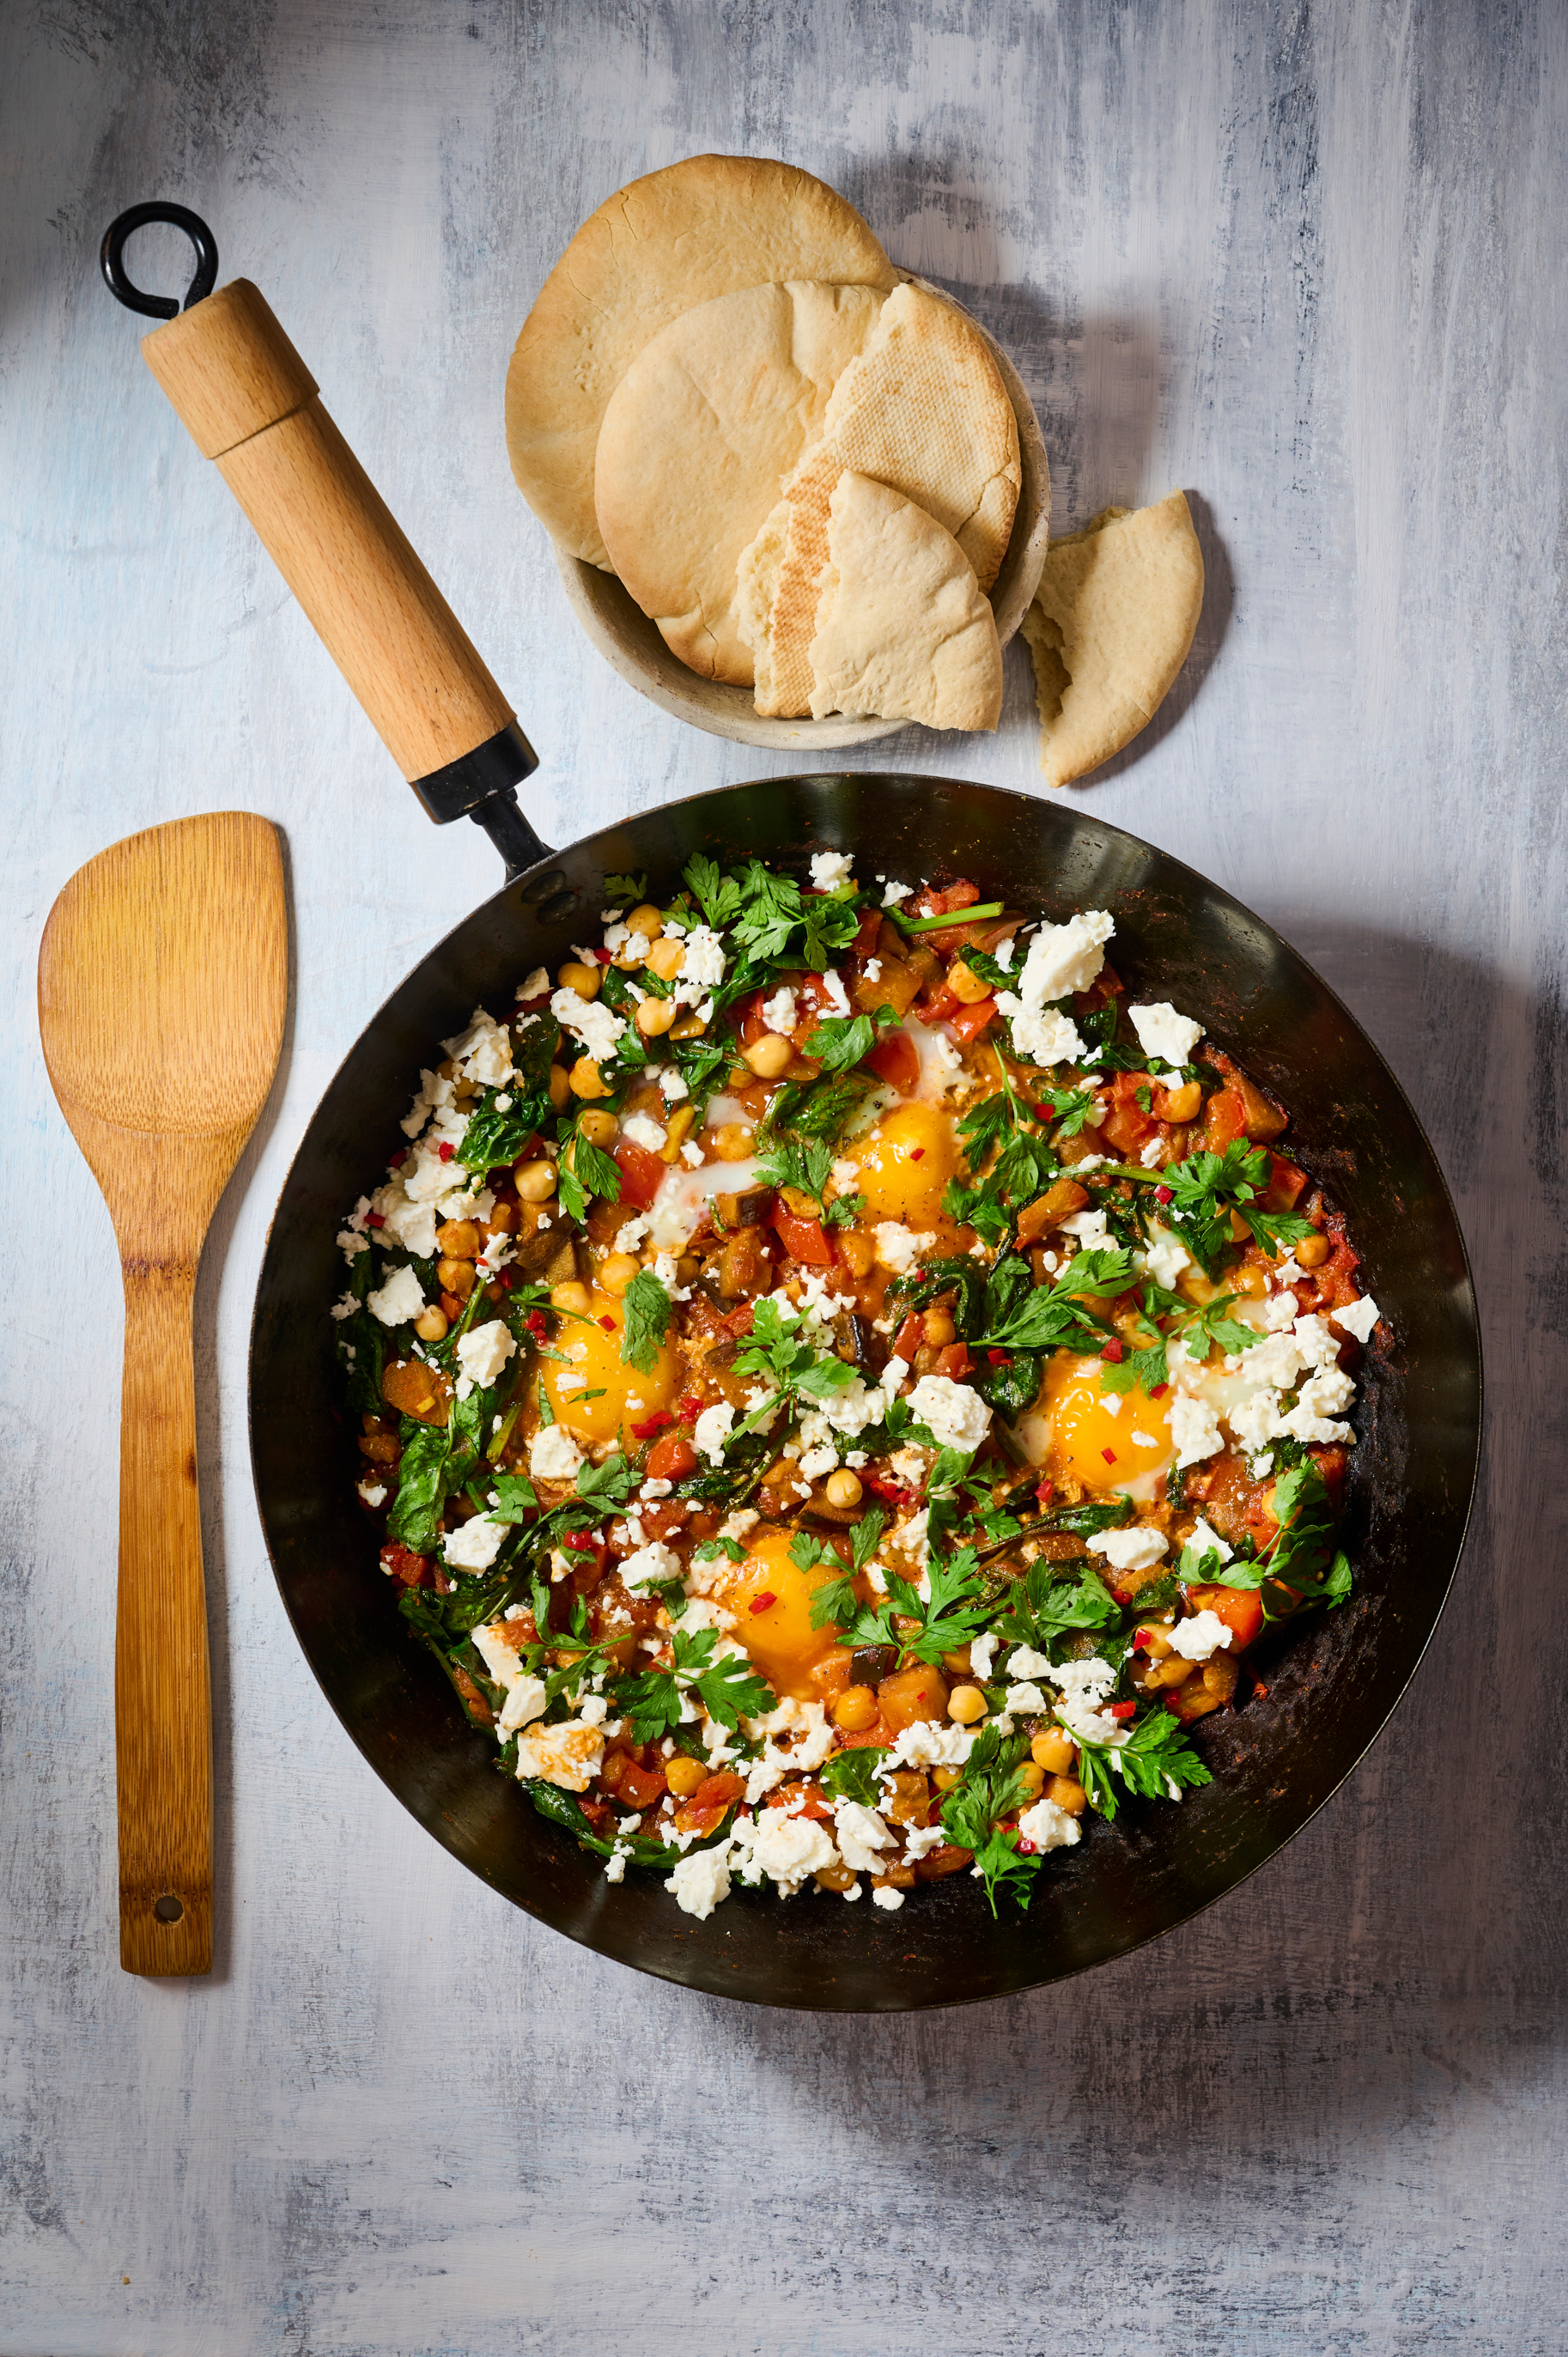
[140,280,516,786]
[117,1263,212,1975]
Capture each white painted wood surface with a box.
[3,3,1563,2348]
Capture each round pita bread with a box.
[594,282,886,684]
[807,471,1003,732]
[1020,490,1205,785]
[506,155,896,568]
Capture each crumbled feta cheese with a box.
[969,1631,1000,1680]
[443,1006,514,1087]
[1017,1797,1082,1853]
[454,1318,515,1390]
[908,1375,992,1452]
[331,1291,359,1322]
[1278,1367,1356,1443]
[719,1509,760,1543]
[882,878,913,906]
[356,1479,387,1508]
[1087,1526,1169,1571]
[871,1885,905,1911]
[513,1720,604,1791]
[622,1111,666,1151]
[810,850,855,890]
[1227,1387,1284,1456]
[366,1265,426,1327]
[693,1403,735,1464]
[1140,1137,1165,1168]
[659,1066,690,1103]
[620,1540,683,1594]
[1011,909,1115,1007]
[1185,1516,1233,1564]
[999,1001,1088,1068]
[1168,1609,1233,1661]
[873,1222,938,1274]
[897,1821,948,1861]
[517,967,550,1001]
[1048,1655,1127,1747]
[822,968,850,1016]
[885,1720,975,1771]
[443,1514,506,1573]
[751,1813,838,1893]
[550,987,625,1066]
[1263,1289,1301,1331]
[665,1844,732,1918]
[1331,1295,1379,1345]
[1059,1207,1109,1252]
[1169,1392,1225,1467]
[1006,1643,1053,1681]
[833,1801,896,1875]
[499,1675,549,1735]
[760,983,798,1035]
[1128,1001,1203,1069]
[530,1424,585,1481]
[337,1228,368,1265]
[676,926,726,996]
[1004,1681,1047,1713]
[681,1140,704,1167]
[615,1214,652,1253]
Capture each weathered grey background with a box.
[3,1,1563,2349]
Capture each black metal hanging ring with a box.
[100,203,219,321]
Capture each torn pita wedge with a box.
[737,281,1020,716]
[806,471,1003,732]
[594,282,885,683]
[506,155,896,568]
[1021,490,1206,785]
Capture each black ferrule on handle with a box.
[101,203,219,319]
[410,720,552,878]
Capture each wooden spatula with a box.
[38,812,286,1974]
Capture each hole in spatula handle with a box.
[153,1892,185,1924]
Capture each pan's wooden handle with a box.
[141,281,516,787]
[117,1263,211,1976]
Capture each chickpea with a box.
[556,960,601,1000]
[833,1685,879,1732]
[664,1755,708,1800]
[436,1257,475,1299]
[547,1065,571,1111]
[550,1280,592,1315]
[813,1862,860,1894]
[946,959,994,1005]
[625,902,664,941]
[484,1201,516,1234]
[743,1032,793,1078]
[1046,1775,1087,1817]
[413,1304,449,1343]
[1030,1728,1078,1776]
[824,1468,863,1508]
[711,1121,755,1163]
[1142,1655,1197,1691]
[1158,1079,1202,1122]
[514,1159,556,1203]
[1296,1231,1330,1268]
[668,1011,708,1040]
[677,1255,702,1284]
[836,1230,874,1278]
[599,1252,641,1295]
[1014,1759,1046,1800]
[570,1055,611,1100]
[435,1218,480,1261]
[947,1685,988,1725]
[646,936,685,981]
[577,1107,619,1149]
[922,1308,957,1346]
[931,1765,965,1792]
[635,996,678,1038]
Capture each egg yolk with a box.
[541,1285,678,1448]
[853,1102,959,1228]
[1042,1352,1173,1492]
[714,1525,842,1701]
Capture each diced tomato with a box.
[862,1469,917,1510]
[866,1028,921,1094]
[617,1761,667,1810]
[1203,1088,1248,1151]
[379,1540,430,1588]
[933,1341,973,1380]
[893,1311,924,1358]
[773,1203,833,1265]
[915,982,961,1025]
[948,995,997,1044]
[1101,1069,1158,1156]
[1184,1582,1266,1650]
[722,1301,756,1338]
[851,907,883,959]
[909,879,981,920]
[771,1787,835,1822]
[690,1771,744,1812]
[1263,1154,1309,1212]
[645,1433,698,1482]
[613,1138,665,1208]
[577,1797,615,1835]
[734,987,769,1046]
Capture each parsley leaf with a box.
[820,1747,885,1806]
[994,1560,1121,1656]
[619,1270,672,1373]
[804,1007,895,1073]
[616,1622,775,1741]
[753,1134,860,1225]
[942,1074,1057,1245]
[939,1725,1041,1912]
[1074,1708,1213,1820]
[975,1248,1137,1351]
[1182,1293,1262,1357]
[557,1125,622,1223]
[843,1548,991,1667]
[1219,1459,1352,1617]
[757,1071,873,1145]
[682,853,744,931]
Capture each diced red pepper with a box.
[379,1540,430,1588]
[866,1029,921,1094]
[852,907,883,958]
[562,1529,596,1552]
[1150,1382,1169,1399]
[388,1150,405,1169]
[750,1593,778,1614]
[892,1312,924,1358]
[933,1341,973,1381]
[631,1410,674,1440]
[523,1309,548,1339]
[909,1145,925,1162]
[948,994,997,1044]
[1035,1479,1055,1507]
[773,1203,833,1266]
[365,1211,386,1229]
[987,1348,1010,1365]
[677,1391,706,1421]
[613,1137,665,1209]
[917,981,962,1025]
[593,946,613,963]
[599,1315,616,1332]
[1106,1699,1137,1722]
[1101,1338,1124,1363]
[1155,1185,1174,1206]
[863,1469,916,1509]
[1102,1447,1117,1464]
[1132,1629,1155,1652]
[438,1141,455,1162]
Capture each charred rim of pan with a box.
[247,773,1482,2014]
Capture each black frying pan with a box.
[107,209,1482,2011]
